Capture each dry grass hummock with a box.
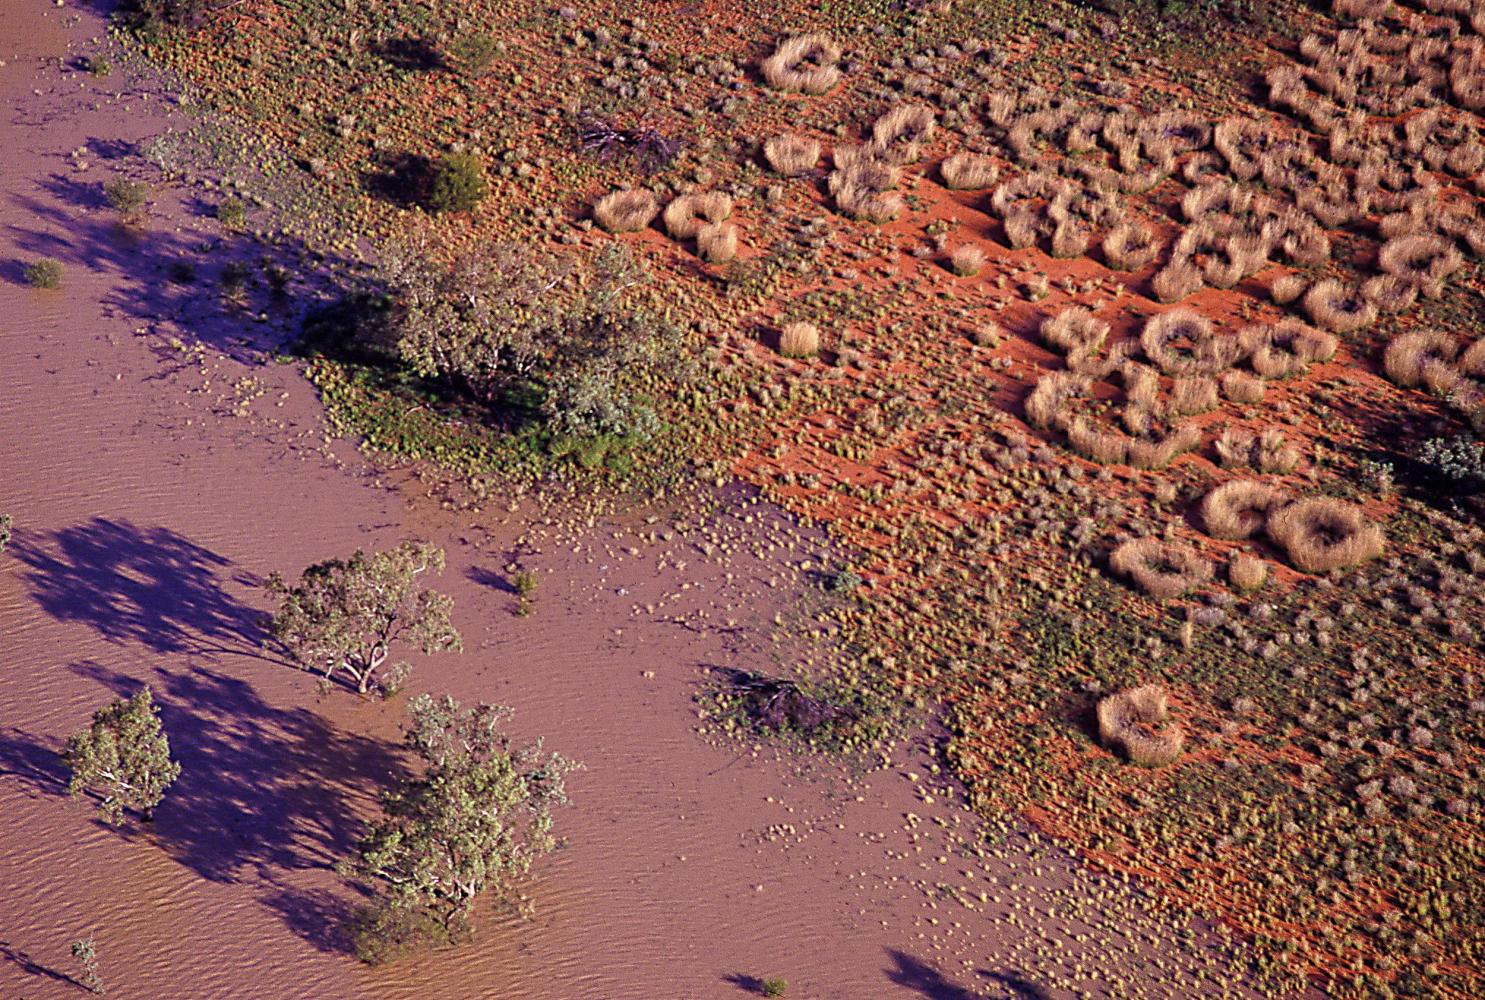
[1220,369,1266,403]
[1256,429,1301,474]
[1097,685,1185,767]
[763,135,821,177]
[593,189,659,233]
[1383,329,1460,388]
[1067,417,1132,464]
[1041,306,1109,355]
[1141,309,1242,375]
[778,321,820,358]
[871,104,936,164]
[1267,497,1385,573]
[1362,274,1419,315]
[1302,278,1377,333]
[1152,256,1204,303]
[1127,421,1202,470]
[760,34,842,95]
[1240,320,1337,379]
[1111,537,1212,599]
[939,152,1000,190]
[1378,233,1465,299]
[947,244,987,277]
[1169,376,1220,415]
[1269,272,1309,305]
[835,185,904,224]
[1201,480,1288,540]
[663,191,733,240]
[1228,553,1269,592]
[1025,372,1088,430]
[1103,221,1160,271]
[697,222,738,264]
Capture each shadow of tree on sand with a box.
[887,950,1054,1000]
[10,518,268,657]
[71,661,403,888]
[0,726,69,801]
[0,940,84,990]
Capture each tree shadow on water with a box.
[10,518,268,657]
[70,661,404,890]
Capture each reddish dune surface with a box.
[0,6,1266,999]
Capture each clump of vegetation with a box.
[342,694,575,960]
[663,192,732,240]
[762,978,788,998]
[214,197,246,228]
[763,135,820,177]
[24,257,63,289]
[760,33,840,95]
[512,568,538,617]
[266,541,461,695]
[103,177,150,218]
[1267,497,1384,573]
[448,33,501,76]
[425,153,487,214]
[84,54,112,77]
[0,513,11,553]
[1418,434,1485,491]
[939,152,1000,191]
[63,687,180,825]
[70,936,104,995]
[1200,480,1287,540]
[593,188,659,233]
[1096,685,1183,768]
[948,244,986,277]
[778,321,820,358]
[1227,552,1268,591]
[1109,537,1212,599]
[698,222,739,264]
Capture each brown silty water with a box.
[0,5,1271,998]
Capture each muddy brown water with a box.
[0,6,1273,999]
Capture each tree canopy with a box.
[63,687,181,824]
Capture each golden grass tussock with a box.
[1041,306,1109,355]
[760,33,842,95]
[1228,553,1269,592]
[778,321,821,358]
[1110,537,1213,599]
[1070,340,1137,379]
[763,135,821,177]
[1267,497,1385,573]
[593,188,659,233]
[949,244,987,277]
[1241,320,1337,379]
[1141,309,1243,375]
[835,186,904,224]
[1103,221,1160,271]
[871,104,936,164]
[1269,272,1309,306]
[1128,421,1202,470]
[663,191,732,240]
[1378,233,1465,299]
[1169,376,1220,415]
[1220,369,1266,403]
[1361,273,1419,315]
[1256,429,1301,474]
[697,222,738,264]
[1216,426,1256,468]
[1050,220,1091,259]
[1383,329,1460,387]
[1004,206,1047,250]
[1302,278,1377,333]
[1097,685,1185,767]
[1067,417,1131,464]
[939,152,1000,190]
[1201,480,1289,539]
[1025,371,1088,430]
[1152,256,1204,303]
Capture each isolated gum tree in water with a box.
[265,541,461,694]
[342,693,576,951]
[63,687,180,825]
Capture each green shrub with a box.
[0,513,11,553]
[449,34,501,76]
[762,978,788,997]
[24,258,63,289]
[425,152,488,214]
[1419,434,1485,491]
[84,54,112,76]
[104,177,149,216]
[215,197,246,228]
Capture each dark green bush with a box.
[425,153,488,214]
[1419,435,1485,491]
[104,177,149,216]
[448,34,501,76]
[24,258,63,289]
[215,197,246,228]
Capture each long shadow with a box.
[886,950,995,1000]
[0,726,69,800]
[10,519,268,657]
[0,941,83,990]
[70,661,403,889]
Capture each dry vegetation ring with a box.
[1267,497,1385,573]
[1109,537,1213,599]
[760,34,842,95]
[1097,685,1185,768]
[1201,480,1289,540]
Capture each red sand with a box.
[0,6,1269,999]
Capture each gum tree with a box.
[265,541,461,695]
[63,687,180,824]
[342,693,575,950]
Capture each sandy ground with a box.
[0,5,1269,998]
